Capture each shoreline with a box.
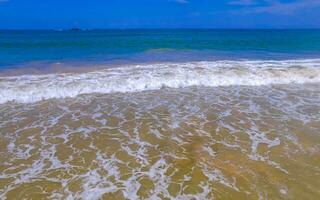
[0,59,320,104]
[1,84,319,199]
[1,56,320,77]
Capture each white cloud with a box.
[252,0,320,14]
[229,0,257,6]
[172,0,189,4]
[230,0,320,15]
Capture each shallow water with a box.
[1,29,320,199]
[1,83,319,199]
[1,59,320,104]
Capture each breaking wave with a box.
[1,59,320,104]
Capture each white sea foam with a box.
[1,79,319,199]
[1,59,320,104]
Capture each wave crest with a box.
[1,59,320,104]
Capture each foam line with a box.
[1,59,320,104]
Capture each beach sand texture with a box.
[1,83,319,199]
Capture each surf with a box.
[1,59,320,104]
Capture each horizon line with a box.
[1,27,320,31]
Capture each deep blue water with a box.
[1,29,320,69]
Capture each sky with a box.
[0,0,320,29]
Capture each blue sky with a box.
[0,0,320,29]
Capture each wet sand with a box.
[0,84,320,199]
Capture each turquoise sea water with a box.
[1,29,320,69]
[1,30,320,200]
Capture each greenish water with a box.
[1,29,320,199]
[1,29,320,68]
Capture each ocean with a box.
[0,29,320,199]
